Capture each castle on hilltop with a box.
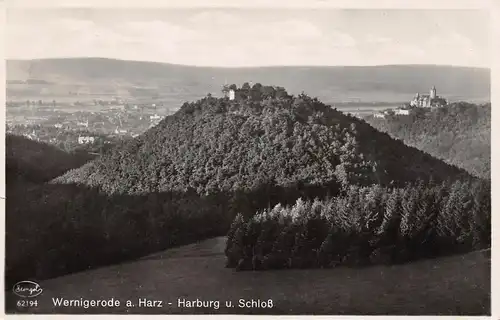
[409,86,447,108]
[373,85,448,119]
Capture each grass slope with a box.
[5,236,490,315]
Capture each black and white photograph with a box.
[3,1,494,316]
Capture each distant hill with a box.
[6,58,490,107]
[365,102,491,179]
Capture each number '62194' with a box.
[17,300,38,308]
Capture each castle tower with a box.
[430,86,436,99]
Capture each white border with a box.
[1,0,495,9]
[1,0,498,319]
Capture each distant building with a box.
[77,120,89,128]
[395,108,411,115]
[373,113,386,118]
[23,130,38,141]
[78,136,95,144]
[114,128,127,134]
[229,89,235,100]
[150,114,161,121]
[54,123,63,129]
[109,105,126,111]
[410,86,447,108]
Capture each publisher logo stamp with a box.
[13,281,43,298]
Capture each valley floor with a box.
[5,237,490,315]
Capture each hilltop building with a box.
[222,84,236,100]
[410,86,447,108]
[372,86,448,119]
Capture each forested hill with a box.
[54,86,470,196]
[365,102,490,179]
[6,134,93,185]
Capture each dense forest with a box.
[6,84,487,286]
[225,179,490,271]
[55,84,469,195]
[365,102,490,179]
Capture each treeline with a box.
[365,102,490,179]
[224,82,291,101]
[225,178,490,271]
[5,183,227,287]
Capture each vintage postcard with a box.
[1,0,496,317]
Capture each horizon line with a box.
[6,56,491,70]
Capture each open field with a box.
[5,236,490,315]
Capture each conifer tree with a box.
[470,180,491,249]
[225,213,246,257]
[374,188,402,261]
[439,180,463,243]
[317,225,338,267]
[225,223,245,268]
[267,221,296,269]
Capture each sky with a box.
[5,8,491,68]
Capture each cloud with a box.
[107,16,345,66]
[188,11,241,26]
[328,32,356,47]
[428,32,474,48]
[5,9,489,67]
[365,34,393,44]
[425,32,485,66]
[268,20,324,39]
